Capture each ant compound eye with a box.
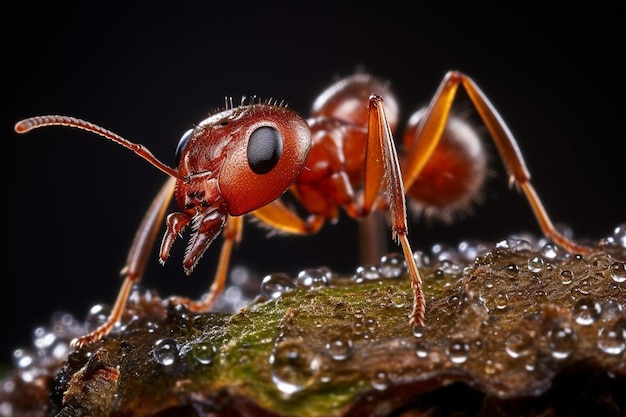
[174,128,193,165]
[247,126,283,174]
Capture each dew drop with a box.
[415,340,429,358]
[193,341,216,365]
[379,253,406,278]
[505,264,519,277]
[547,324,578,359]
[261,273,296,299]
[540,243,560,260]
[445,339,470,364]
[504,331,534,358]
[270,342,321,395]
[370,370,390,390]
[0,402,13,417]
[559,270,574,285]
[412,325,425,338]
[12,349,34,369]
[296,269,329,289]
[601,300,624,321]
[573,298,602,326]
[527,256,544,273]
[495,293,508,310]
[325,334,353,361]
[153,337,179,366]
[33,327,56,350]
[597,321,626,355]
[609,262,626,283]
[84,304,110,333]
[354,264,380,281]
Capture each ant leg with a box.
[365,95,425,327]
[71,177,177,348]
[251,198,326,235]
[403,71,593,255]
[168,215,244,312]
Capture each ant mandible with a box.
[15,71,593,348]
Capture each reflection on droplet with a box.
[354,264,380,281]
[412,325,425,338]
[495,293,508,310]
[261,273,296,299]
[547,324,578,360]
[296,269,329,289]
[505,264,519,277]
[445,339,470,364]
[560,270,574,285]
[572,298,602,326]
[325,334,353,361]
[540,243,559,260]
[84,304,110,333]
[504,331,534,358]
[12,349,33,369]
[527,256,544,273]
[370,370,389,391]
[270,342,321,396]
[609,262,626,283]
[153,337,179,366]
[193,341,216,365]
[379,253,406,278]
[597,321,626,355]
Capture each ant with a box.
[15,71,593,348]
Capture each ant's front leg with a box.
[365,95,425,327]
[166,215,244,312]
[403,71,594,255]
[71,177,177,348]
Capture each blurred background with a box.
[3,2,623,364]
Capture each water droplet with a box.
[560,270,574,285]
[540,243,560,259]
[597,321,626,355]
[379,253,406,278]
[495,293,508,310]
[153,337,179,366]
[325,335,353,361]
[12,349,34,369]
[510,239,532,252]
[415,340,429,358]
[412,325,425,338]
[193,341,216,365]
[573,298,602,326]
[33,327,56,350]
[84,304,110,333]
[527,257,545,273]
[504,331,534,358]
[413,250,430,268]
[270,342,321,395]
[261,273,296,299]
[0,402,13,417]
[445,339,470,364]
[505,264,519,277]
[370,371,389,390]
[296,269,329,289]
[609,262,626,283]
[354,264,380,281]
[601,300,624,321]
[547,324,578,359]
[496,239,511,249]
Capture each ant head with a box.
[176,104,311,216]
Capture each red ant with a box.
[15,71,593,348]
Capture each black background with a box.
[3,2,623,364]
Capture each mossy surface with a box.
[2,231,625,416]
